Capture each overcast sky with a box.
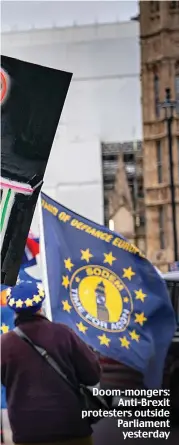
[1,1,138,32]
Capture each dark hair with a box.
[14,309,40,325]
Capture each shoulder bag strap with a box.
[14,326,80,396]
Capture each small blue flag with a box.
[41,192,176,388]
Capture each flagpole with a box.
[38,194,52,321]
[0,189,15,248]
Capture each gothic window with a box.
[154,72,160,117]
[150,1,160,13]
[169,1,179,10]
[175,62,179,115]
[159,206,165,250]
[138,178,144,198]
[177,138,179,179]
[156,140,162,183]
[140,215,145,227]
[136,214,145,228]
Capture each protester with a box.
[1,280,101,445]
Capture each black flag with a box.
[1,56,72,285]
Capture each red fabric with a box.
[99,354,143,390]
[99,356,119,365]
[26,237,39,257]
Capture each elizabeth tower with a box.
[139,1,179,271]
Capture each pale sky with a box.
[1,1,139,32]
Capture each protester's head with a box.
[6,280,45,315]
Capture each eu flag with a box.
[41,192,176,388]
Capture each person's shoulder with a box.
[51,321,75,336]
[51,321,72,332]
[1,331,15,347]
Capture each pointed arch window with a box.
[159,206,165,250]
[150,1,160,13]
[156,140,162,183]
[175,62,179,115]
[169,1,179,10]
[177,138,179,179]
[154,71,160,117]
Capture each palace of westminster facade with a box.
[140,0,179,271]
[103,1,179,272]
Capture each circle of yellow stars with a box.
[7,283,45,309]
[61,247,148,350]
[1,285,45,334]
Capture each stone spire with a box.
[108,153,133,219]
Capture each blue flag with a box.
[41,192,176,388]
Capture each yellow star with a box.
[16,299,24,308]
[33,294,42,303]
[64,258,74,272]
[75,277,80,283]
[123,297,129,303]
[8,298,15,307]
[62,300,72,313]
[134,289,147,303]
[76,321,88,334]
[119,336,130,349]
[103,251,116,266]
[25,298,33,307]
[122,267,135,281]
[37,283,45,297]
[62,275,70,289]
[80,248,93,263]
[0,324,9,334]
[129,330,140,342]
[6,288,11,297]
[134,312,147,326]
[98,333,111,347]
